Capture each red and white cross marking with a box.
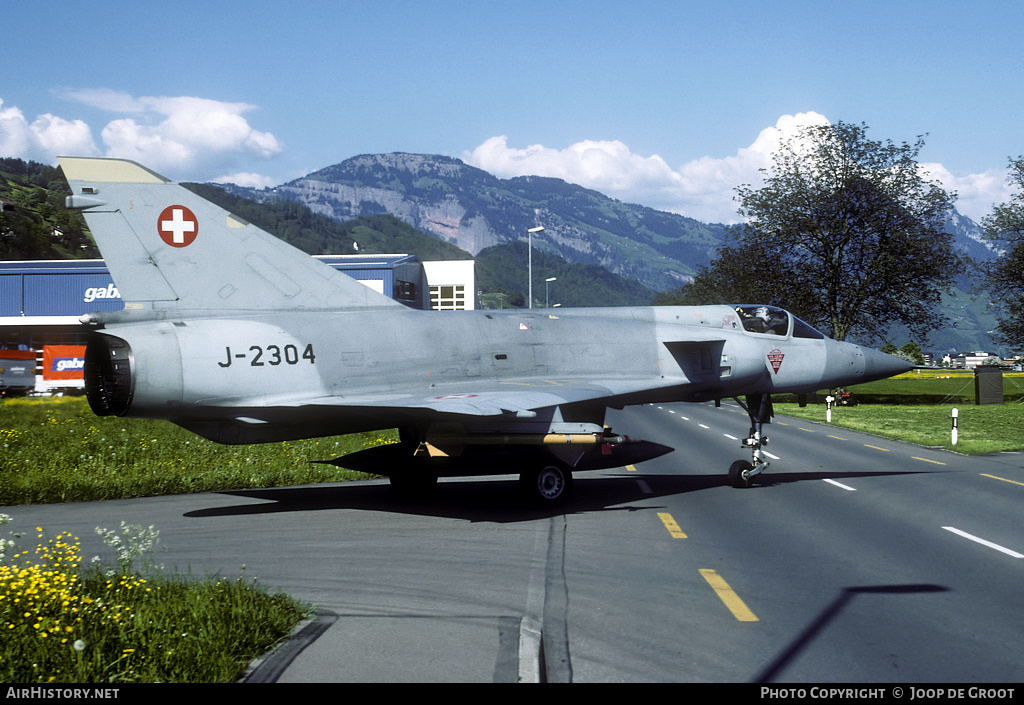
[157,205,199,247]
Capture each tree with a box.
[981,156,1024,350]
[899,341,925,366]
[679,121,962,342]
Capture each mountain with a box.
[222,153,729,291]
[184,182,472,261]
[187,182,655,306]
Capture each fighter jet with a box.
[60,156,911,502]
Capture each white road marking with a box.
[942,527,1024,558]
[823,478,857,491]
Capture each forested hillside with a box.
[475,241,655,307]
[0,159,97,259]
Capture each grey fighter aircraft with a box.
[60,156,912,502]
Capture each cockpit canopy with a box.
[732,305,824,339]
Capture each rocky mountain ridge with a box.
[222,153,729,291]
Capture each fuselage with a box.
[84,303,903,444]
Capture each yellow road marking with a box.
[864,444,890,452]
[912,456,946,465]
[699,569,759,622]
[826,435,847,440]
[798,427,815,433]
[626,464,637,472]
[982,473,1024,487]
[658,512,687,538]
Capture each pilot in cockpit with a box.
[737,305,789,335]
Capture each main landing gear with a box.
[519,462,574,504]
[728,394,773,488]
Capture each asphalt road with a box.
[4,401,1023,683]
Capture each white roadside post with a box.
[825,395,834,423]
[951,407,959,446]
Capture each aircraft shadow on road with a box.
[182,467,937,524]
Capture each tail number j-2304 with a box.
[218,344,316,368]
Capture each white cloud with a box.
[466,136,680,194]
[464,112,834,223]
[213,171,280,189]
[919,162,1013,224]
[0,93,281,181]
[461,112,1015,226]
[93,95,282,177]
[0,99,97,163]
[60,88,146,113]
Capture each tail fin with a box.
[59,157,403,312]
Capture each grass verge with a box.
[776,402,1024,454]
[0,518,308,683]
[0,396,394,505]
[774,371,1024,454]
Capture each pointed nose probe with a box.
[824,339,914,387]
[860,346,914,382]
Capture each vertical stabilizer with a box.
[60,157,403,312]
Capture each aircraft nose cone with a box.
[861,346,913,382]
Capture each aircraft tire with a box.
[728,460,754,489]
[521,464,573,504]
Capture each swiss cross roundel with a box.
[157,205,199,247]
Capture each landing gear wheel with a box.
[521,464,573,504]
[728,459,754,489]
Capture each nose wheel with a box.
[729,394,773,489]
[729,459,754,488]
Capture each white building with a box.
[423,260,476,310]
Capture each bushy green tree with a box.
[667,122,962,342]
[981,156,1024,350]
[899,341,925,365]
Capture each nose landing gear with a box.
[729,394,773,488]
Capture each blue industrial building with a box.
[0,254,428,351]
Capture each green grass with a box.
[776,370,1024,453]
[776,402,1024,454]
[0,520,309,683]
[829,369,1024,405]
[0,396,394,506]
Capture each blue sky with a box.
[2,0,1021,223]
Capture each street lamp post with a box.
[527,226,544,309]
[545,277,556,309]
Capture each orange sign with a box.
[42,345,86,380]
